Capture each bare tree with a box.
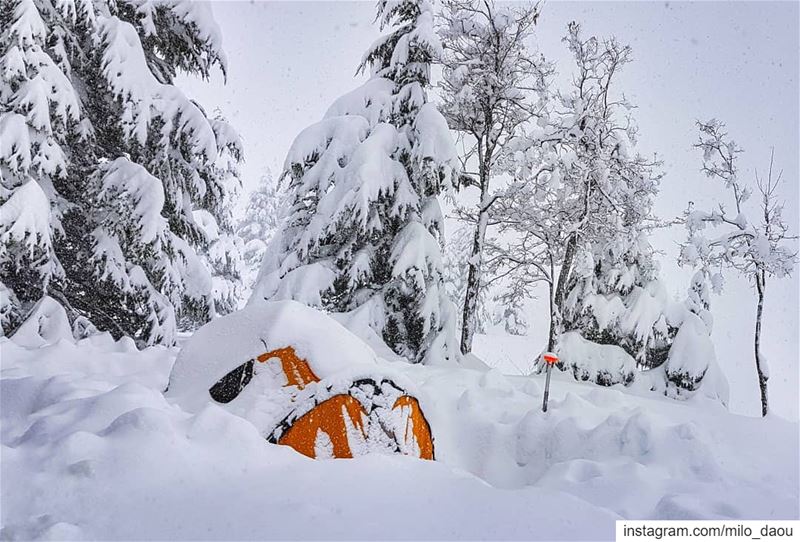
[681,120,797,416]
[438,0,551,354]
[492,22,662,361]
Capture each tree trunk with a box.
[550,231,579,346]
[460,197,489,354]
[547,178,590,355]
[460,149,491,355]
[546,277,557,353]
[754,270,768,417]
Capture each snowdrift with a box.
[1,306,797,539]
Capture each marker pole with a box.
[541,352,558,412]
[542,362,552,412]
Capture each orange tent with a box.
[208,346,434,460]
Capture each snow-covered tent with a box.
[167,300,434,459]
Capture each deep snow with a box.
[1,328,797,540]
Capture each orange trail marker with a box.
[542,352,558,412]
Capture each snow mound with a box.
[1,331,796,539]
[9,296,73,349]
[407,364,798,520]
[1,335,620,540]
[168,300,379,410]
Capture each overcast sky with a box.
[179,1,799,420]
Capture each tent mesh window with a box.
[209,360,254,403]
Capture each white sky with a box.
[180,1,799,420]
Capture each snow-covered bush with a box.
[663,313,713,396]
[558,331,637,387]
[0,0,242,344]
[555,267,728,402]
[8,295,73,348]
[253,0,460,365]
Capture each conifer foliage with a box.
[237,168,286,291]
[254,0,460,364]
[0,0,242,345]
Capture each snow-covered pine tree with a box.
[192,114,246,318]
[237,167,286,290]
[1,0,77,331]
[253,0,460,364]
[660,270,716,398]
[0,0,242,345]
[560,223,673,370]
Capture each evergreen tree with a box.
[560,220,672,369]
[254,0,460,364]
[193,114,246,318]
[660,270,715,398]
[0,0,241,345]
[237,168,286,290]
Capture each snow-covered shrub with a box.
[663,312,713,397]
[0,0,242,345]
[561,206,670,369]
[557,331,637,387]
[660,271,728,404]
[559,265,727,402]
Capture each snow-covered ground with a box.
[2,327,797,540]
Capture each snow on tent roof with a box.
[168,300,378,406]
